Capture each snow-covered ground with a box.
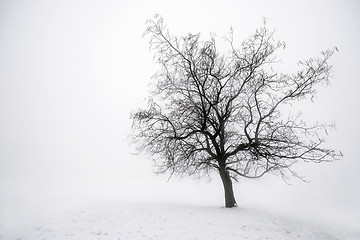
[1,198,359,240]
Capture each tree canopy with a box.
[131,15,342,207]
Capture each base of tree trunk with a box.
[219,167,237,208]
[225,193,237,208]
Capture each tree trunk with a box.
[219,166,237,208]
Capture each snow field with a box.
[1,200,359,240]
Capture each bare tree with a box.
[131,15,342,208]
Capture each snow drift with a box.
[1,199,359,240]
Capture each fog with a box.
[1,0,359,229]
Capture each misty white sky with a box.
[1,0,360,228]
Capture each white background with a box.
[1,0,359,229]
